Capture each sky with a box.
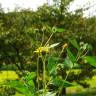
[69,0,96,17]
[0,0,96,17]
[0,0,47,11]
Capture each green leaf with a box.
[51,78,75,88]
[48,57,59,75]
[73,63,80,68]
[25,72,36,81]
[83,56,96,67]
[67,49,76,63]
[69,39,79,50]
[56,28,65,33]
[52,27,65,33]
[7,80,29,94]
[27,80,34,87]
[64,57,73,68]
[7,79,35,96]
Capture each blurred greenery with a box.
[0,70,96,96]
[0,0,96,95]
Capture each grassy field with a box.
[0,71,96,96]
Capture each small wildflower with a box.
[63,43,68,48]
[34,47,49,53]
[34,43,59,54]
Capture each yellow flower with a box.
[34,47,49,53]
[63,43,68,48]
[34,43,60,54]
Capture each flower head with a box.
[34,47,49,53]
[63,43,68,48]
[34,43,60,54]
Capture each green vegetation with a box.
[1,70,96,96]
[0,0,96,95]
[0,71,18,83]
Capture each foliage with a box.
[0,0,96,95]
[0,0,96,70]
[3,34,96,96]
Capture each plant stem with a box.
[37,54,40,96]
[44,32,54,46]
[41,31,45,46]
[41,53,47,96]
[43,60,46,96]
[59,46,65,58]
[76,49,86,61]
[57,68,72,96]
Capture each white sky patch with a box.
[0,0,96,16]
[69,0,96,17]
[0,0,47,11]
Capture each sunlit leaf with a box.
[64,57,73,68]
[48,57,59,75]
[46,92,56,96]
[83,56,96,67]
[56,28,65,33]
[6,79,35,96]
[49,43,60,48]
[25,72,36,81]
[7,80,29,94]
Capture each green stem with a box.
[37,54,40,96]
[76,49,86,61]
[42,53,47,96]
[43,60,46,96]
[41,31,45,46]
[57,68,72,96]
[44,32,54,46]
